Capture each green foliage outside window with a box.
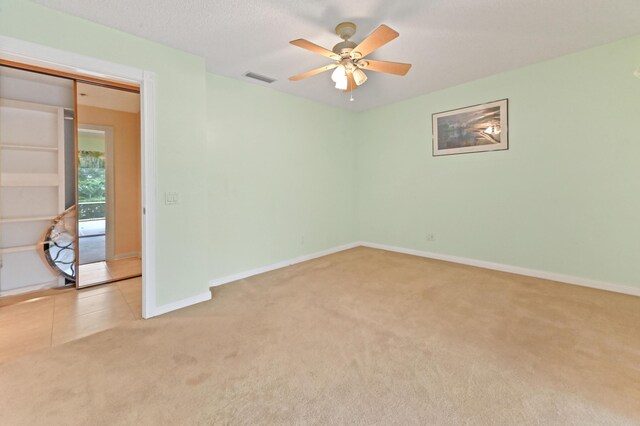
[78,150,106,220]
[78,150,105,202]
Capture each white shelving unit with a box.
[0,98,66,295]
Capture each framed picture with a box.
[432,99,508,156]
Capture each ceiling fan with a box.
[289,22,411,94]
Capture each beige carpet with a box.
[1,247,639,425]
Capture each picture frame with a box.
[432,99,508,156]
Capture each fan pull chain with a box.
[349,78,354,102]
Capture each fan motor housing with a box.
[332,40,357,57]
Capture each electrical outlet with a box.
[426,233,436,242]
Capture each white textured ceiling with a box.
[35,0,640,111]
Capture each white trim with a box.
[359,242,640,297]
[0,37,142,83]
[0,35,158,318]
[209,242,360,287]
[140,71,157,319]
[208,241,640,298]
[152,290,211,317]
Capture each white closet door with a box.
[0,98,66,295]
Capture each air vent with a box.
[244,72,276,84]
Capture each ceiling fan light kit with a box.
[289,22,412,97]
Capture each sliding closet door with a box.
[75,82,142,288]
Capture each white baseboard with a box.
[360,241,640,297]
[208,242,360,288]
[150,290,212,317]
[156,240,637,318]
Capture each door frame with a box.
[77,125,115,262]
[0,35,157,318]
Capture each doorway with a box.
[0,37,156,319]
[0,63,146,362]
[0,68,142,290]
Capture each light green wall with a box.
[355,35,640,288]
[0,0,209,306]
[206,74,356,279]
[2,0,638,301]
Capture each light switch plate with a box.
[165,192,179,205]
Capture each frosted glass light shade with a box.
[331,65,345,82]
[335,78,348,90]
[331,65,348,90]
[353,68,367,86]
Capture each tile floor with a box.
[0,277,141,364]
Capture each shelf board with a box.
[0,144,58,152]
[0,98,60,113]
[0,173,59,187]
[0,216,52,224]
[0,245,37,254]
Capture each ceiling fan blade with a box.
[359,59,412,76]
[290,39,340,59]
[351,25,399,59]
[342,72,359,92]
[289,64,338,81]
